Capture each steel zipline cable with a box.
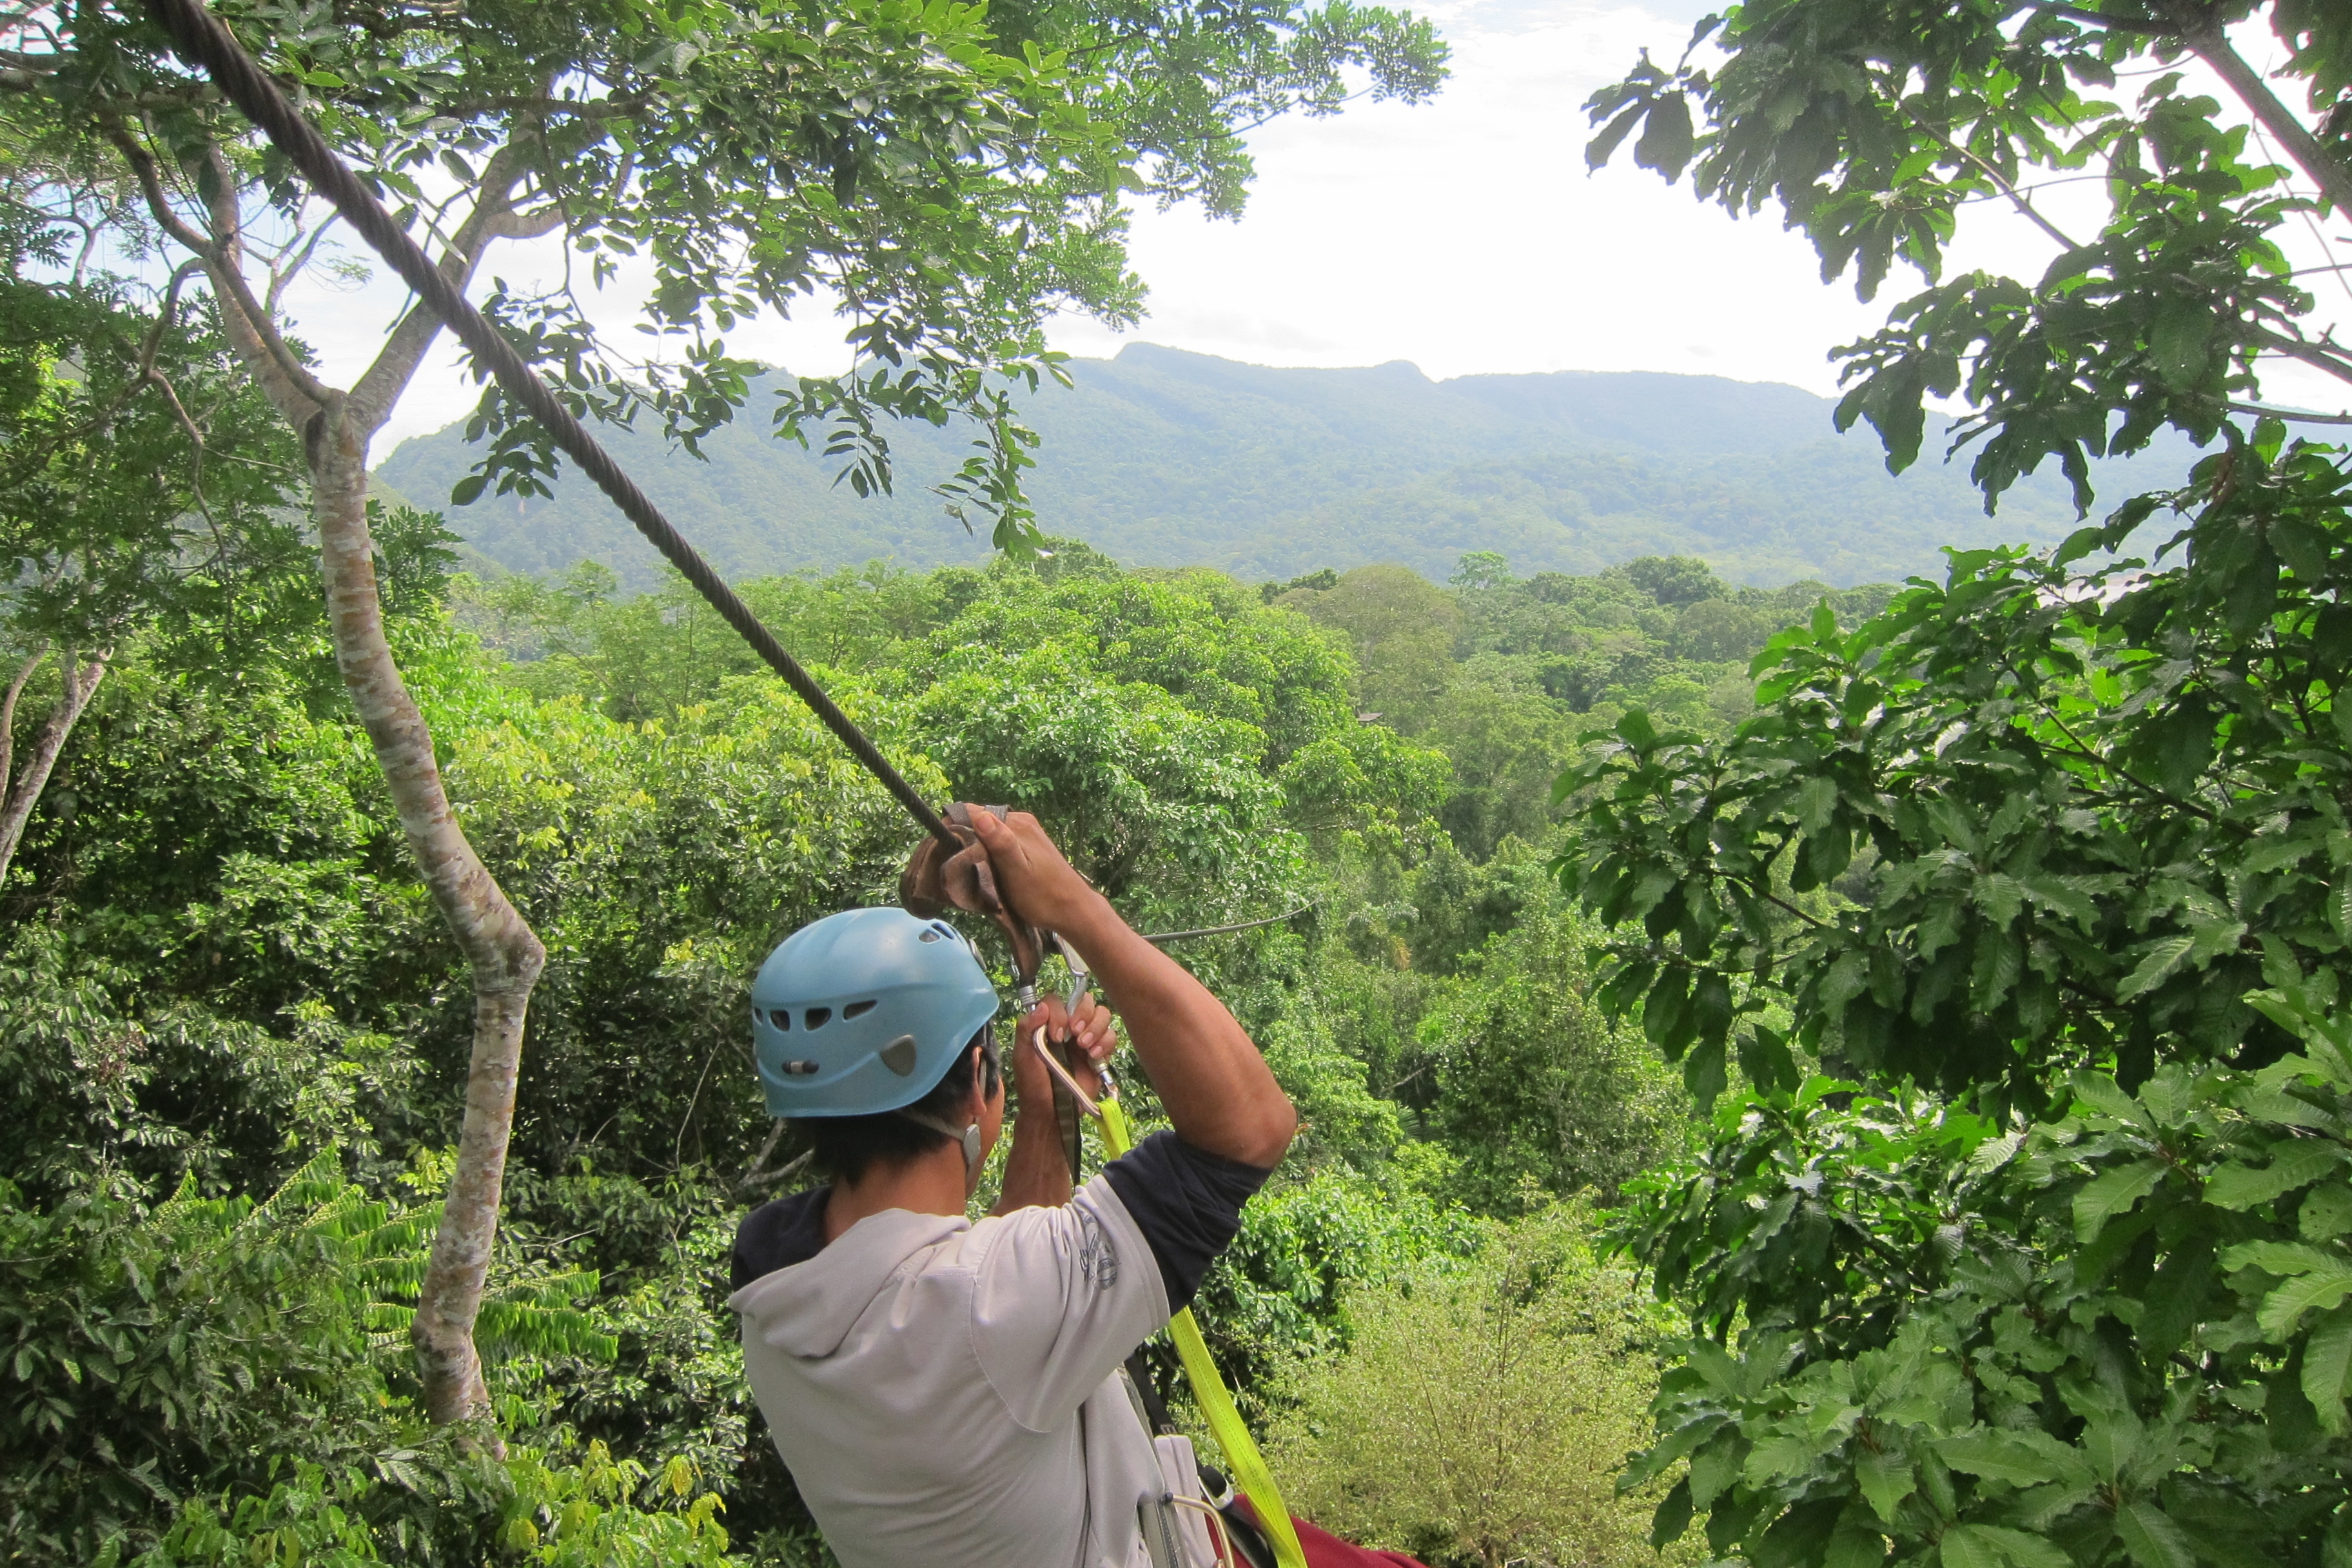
[1141,903,1313,945]
[138,0,961,849]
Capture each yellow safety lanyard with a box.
[1035,1039,1309,1568]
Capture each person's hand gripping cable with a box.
[900,801,1106,1181]
[993,983,1118,1211]
[963,808,1297,1171]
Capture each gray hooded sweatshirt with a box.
[730,1170,1171,1567]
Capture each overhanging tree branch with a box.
[2015,3,2171,36]
[104,121,333,418]
[2189,24,2352,220]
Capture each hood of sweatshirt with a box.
[727,1208,969,1360]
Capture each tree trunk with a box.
[0,647,45,820]
[0,650,107,889]
[308,396,545,1434]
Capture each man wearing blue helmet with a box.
[728,807,1298,1568]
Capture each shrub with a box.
[1424,908,1690,1210]
[1264,1207,1678,1568]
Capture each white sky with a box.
[271,0,2352,459]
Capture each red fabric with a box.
[1231,1497,1428,1568]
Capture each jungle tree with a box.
[1568,5,2352,1567]
[0,206,300,888]
[0,0,1444,1429]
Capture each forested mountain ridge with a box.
[377,345,2187,590]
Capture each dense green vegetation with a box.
[6,525,1806,1564]
[1570,6,2352,1568]
[12,0,2352,1564]
[377,349,2191,592]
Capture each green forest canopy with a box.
[13,0,2352,1563]
[5,533,1793,1564]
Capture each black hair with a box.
[796,1024,1001,1187]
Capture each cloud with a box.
[306,0,2349,459]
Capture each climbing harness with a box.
[136,5,1311,1561]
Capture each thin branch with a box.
[0,643,48,798]
[2225,400,2352,425]
[2014,2,2171,35]
[1140,903,1315,943]
[138,257,206,378]
[2021,676,2218,822]
[1929,129,2082,251]
[266,211,340,312]
[1383,1063,1434,1096]
[145,369,226,558]
[1758,884,1833,930]
[738,1148,814,1193]
[740,1117,785,1182]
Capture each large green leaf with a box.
[2116,936,2195,1001]
[2301,1304,2352,1433]
[1935,1431,2064,1487]
[2114,1500,2198,1568]
[1856,1447,1916,1525]
[2073,1160,2168,1242]
[2204,1139,2343,1210]
[2258,1262,2352,1339]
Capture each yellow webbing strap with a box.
[1098,1095,1309,1568]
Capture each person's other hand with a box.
[965,807,1100,934]
[1012,990,1116,1111]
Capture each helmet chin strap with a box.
[897,1107,983,1175]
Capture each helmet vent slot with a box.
[843,999,877,1020]
[917,928,943,943]
[781,1059,819,1077]
[879,1035,921,1076]
[803,1007,832,1031]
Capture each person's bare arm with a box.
[966,808,1297,1168]
[991,992,1116,1213]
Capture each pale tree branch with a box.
[2015,2,2170,36]
[307,397,545,1435]
[349,140,538,433]
[0,643,48,802]
[266,211,341,312]
[2253,324,2352,389]
[2188,24,2352,221]
[486,202,566,241]
[2226,399,2352,425]
[104,121,332,421]
[0,651,106,888]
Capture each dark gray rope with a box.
[142,0,957,848]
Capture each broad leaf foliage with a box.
[1564,436,2352,1566]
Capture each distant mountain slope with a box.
[376,344,2191,589]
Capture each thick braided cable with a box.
[142,0,958,848]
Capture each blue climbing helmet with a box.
[750,906,1001,1118]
